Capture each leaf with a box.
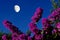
[51,0,58,9]
[0,32,4,36]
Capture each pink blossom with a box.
[48,8,60,21]
[56,22,60,31]
[31,15,40,23]
[31,7,43,23]
[35,34,42,40]
[48,14,55,21]
[12,33,18,40]
[52,29,57,34]
[2,34,8,40]
[35,7,43,15]
[29,22,39,34]
[3,20,20,33]
[56,22,60,28]
[3,20,12,28]
[27,36,32,40]
[18,34,26,40]
[42,18,50,30]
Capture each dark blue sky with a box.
[0,0,52,34]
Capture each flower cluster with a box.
[31,7,43,23]
[48,8,60,22]
[0,7,60,40]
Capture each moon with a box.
[14,5,20,13]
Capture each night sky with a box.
[0,0,52,34]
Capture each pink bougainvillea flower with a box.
[48,14,55,21]
[51,8,60,17]
[31,7,43,23]
[12,33,18,37]
[35,7,43,15]
[18,34,26,40]
[3,20,12,28]
[42,18,50,30]
[3,20,20,33]
[2,34,8,40]
[27,36,32,40]
[52,29,57,34]
[42,18,48,25]
[56,22,60,28]
[48,8,60,21]
[35,34,42,40]
[12,33,18,40]
[56,22,60,31]
[29,22,39,34]
[31,15,40,23]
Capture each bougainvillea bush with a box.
[0,0,60,40]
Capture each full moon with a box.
[14,5,20,13]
